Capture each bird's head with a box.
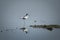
[26,13,28,16]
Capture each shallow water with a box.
[0,26,60,40]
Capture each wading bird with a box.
[19,14,29,34]
[20,13,29,20]
[19,13,29,26]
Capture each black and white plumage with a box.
[19,14,29,34]
[20,27,28,34]
[20,14,29,20]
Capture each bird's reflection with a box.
[20,27,28,34]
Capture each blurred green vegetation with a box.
[30,25,60,31]
[30,25,60,28]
